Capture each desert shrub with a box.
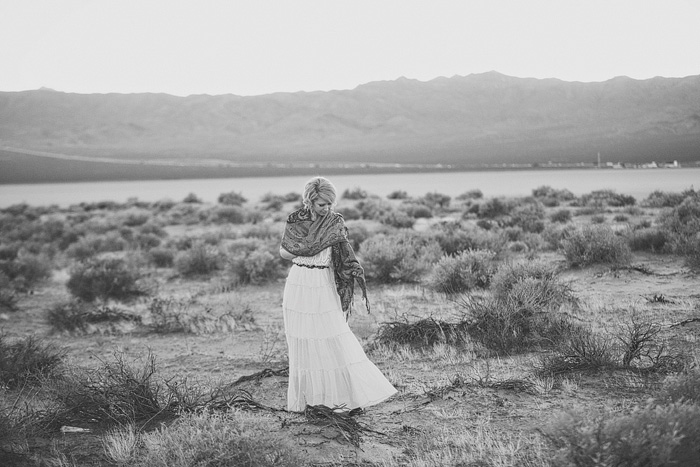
[449,261,580,354]
[681,237,700,271]
[536,330,617,376]
[227,244,282,285]
[134,232,162,250]
[541,224,577,251]
[65,232,127,260]
[0,251,52,291]
[163,203,203,225]
[550,209,572,224]
[613,214,629,222]
[119,209,151,227]
[508,200,546,233]
[67,257,145,302]
[264,196,285,211]
[335,206,361,220]
[132,411,303,467]
[354,197,392,220]
[532,185,575,202]
[507,241,529,253]
[345,220,372,251]
[0,273,18,312]
[659,196,700,240]
[138,222,167,238]
[378,210,415,229]
[627,228,668,253]
[48,352,165,427]
[372,316,470,350]
[401,203,433,219]
[458,294,580,354]
[0,335,64,388]
[174,242,224,277]
[477,197,513,219]
[0,244,19,261]
[426,249,497,294]
[502,227,522,241]
[432,222,505,256]
[491,261,576,312]
[476,219,493,230]
[210,205,247,224]
[361,232,442,283]
[561,224,632,267]
[544,402,700,466]
[183,192,202,204]
[217,191,247,205]
[420,192,451,209]
[147,247,175,268]
[387,189,409,199]
[47,300,142,334]
[575,189,636,208]
[642,189,696,208]
[456,189,483,200]
[590,214,606,224]
[342,186,368,200]
[148,297,236,334]
[660,370,700,404]
[152,198,175,211]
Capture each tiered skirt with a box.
[283,264,397,412]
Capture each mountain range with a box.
[1,71,699,182]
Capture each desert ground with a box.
[1,185,699,466]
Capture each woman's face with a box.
[311,197,332,217]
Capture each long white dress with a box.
[283,247,397,412]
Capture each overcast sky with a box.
[2,0,699,97]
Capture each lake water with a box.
[1,168,698,208]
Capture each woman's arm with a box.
[279,246,297,261]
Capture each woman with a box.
[280,176,397,412]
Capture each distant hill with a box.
[1,72,699,182]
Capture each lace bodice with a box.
[293,247,332,267]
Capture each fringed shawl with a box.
[281,208,369,317]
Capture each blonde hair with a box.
[302,176,337,215]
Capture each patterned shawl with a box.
[281,208,369,317]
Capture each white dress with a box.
[283,247,397,412]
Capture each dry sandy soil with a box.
[2,242,699,465]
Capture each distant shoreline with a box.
[2,153,698,186]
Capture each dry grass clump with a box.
[561,224,632,267]
[173,241,224,277]
[536,314,689,378]
[147,297,237,334]
[490,260,577,311]
[543,402,700,466]
[626,227,669,252]
[372,316,470,351]
[455,261,581,354]
[46,352,167,429]
[657,194,700,271]
[361,231,442,283]
[659,369,700,404]
[115,411,302,467]
[66,256,147,302]
[426,249,497,294]
[225,238,285,285]
[47,300,142,334]
[402,422,549,467]
[0,335,64,389]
